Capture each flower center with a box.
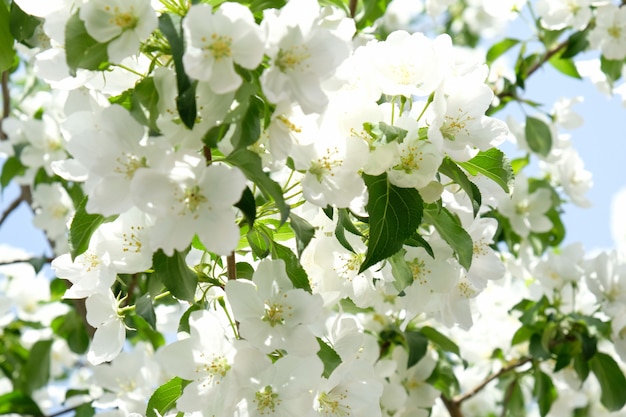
[608,26,622,40]
[441,109,475,141]
[309,147,343,182]
[318,390,351,416]
[181,185,208,215]
[197,353,231,385]
[408,258,431,285]
[115,153,147,179]
[205,34,233,60]
[254,385,281,414]
[394,145,423,173]
[105,6,138,30]
[122,225,144,254]
[276,45,310,72]
[263,302,284,327]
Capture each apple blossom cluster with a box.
[3,0,626,417]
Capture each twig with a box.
[441,395,464,417]
[0,195,24,227]
[44,401,94,417]
[0,71,9,140]
[227,251,236,280]
[349,0,357,18]
[0,256,54,267]
[454,357,532,404]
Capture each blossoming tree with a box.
[2,0,626,416]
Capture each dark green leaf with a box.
[458,148,514,193]
[561,29,590,59]
[0,3,15,72]
[573,354,590,383]
[1,156,26,188]
[271,242,311,292]
[389,248,412,292]
[236,261,255,280]
[529,333,551,360]
[289,213,315,257]
[177,304,204,334]
[227,149,289,224]
[136,293,157,329]
[158,14,196,129]
[525,116,552,157]
[505,378,526,417]
[438,157,481,216]
[69,197,108,260]
[486,38,519,64]
[403,232,434,258]
[317,338,342,378]
[128,314,165,350]
[360,173,423,273]
[511,325,533,346]
[423,206,473,270]
[405,330,428,368]
[589,352,626,411]
[426,358,460,398]
[235,186,256,229]
[146,377,189,417]
[202,123,231,148]
[74,403,96,417]
[65,12,109,75]
[9,2,41,45]
[51,310,90,354]
[132,77,161,133]
[0,391,43,416]
[231,96,262,150]
[533,368,558,417]
[420,326,461,357]
[152,249,198,302]
[20,339,53,394]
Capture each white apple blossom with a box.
[130,155,246,256]
[225,259,324,355]
[534,242,585,291]
[182,3,264,94]
[79,0,157,63]
[31,182,75,247]
[497,174,553,238]
[589,4,626,60]
[536,0,591,30]
[85,290,126,365]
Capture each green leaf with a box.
[573,354,590,383]
[420,326,461,357]
[360,173,423,273]
[438,157,482,216]
[389,248,412,292]
[357,0,392,30]
[289,213,315,257]
[136,293,157,329]
[177,304,204,334]
[426,358,460,399]
[74,403,95,417]
[1,156,26,188]
[247,226,271,258]
[236,261,255,280]
[146,377,188,417]
[69,197,110,260]
[423,206,473,270]
[0,3,15,72]
[231,95,262,150]
[486,38,519,64]
[158,14,196,129]
[271,242,311,292]
[20,339,53,394]
[227,149,289,224]
[152,249,198,302]
[405,330,428,368]
[0,391,43,416]
[235,186,257,229]
[363,121,408,143]
[589,352,626,411]
[601,56,623,84]
[132,77,161,133]
[9,2,41,45]
[51,310,90,354]
[128,313,165,350]
[561,29,590,59]
[534,369,557,417]
[334,208,362,253]
[317,338,342,378]
[525,116,552,157]
[64,12,109,75]
[403,232,434,258]
[458,148,514,193]
[505,378,526,417]
[549,52,581,79]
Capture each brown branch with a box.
[441,395,464,417]
[0,194,24,226]
[525,40,569,80]
[454,357,532,404]
[0,71,9,140]
[227,251,237,280]
[349,0,357,18]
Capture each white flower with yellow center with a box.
[130,154,247,256]
[589,4,626,60]
[85,290,126,365]
[79,0,157,63]
[225,259,324,355]
[182,3,264,93]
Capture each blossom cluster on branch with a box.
[1,0,626,417]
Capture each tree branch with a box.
[0,71,9,140]
[0,185,32,227]
[454,357,532,404]
[349,0,357,18]
[227,251,237,280]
